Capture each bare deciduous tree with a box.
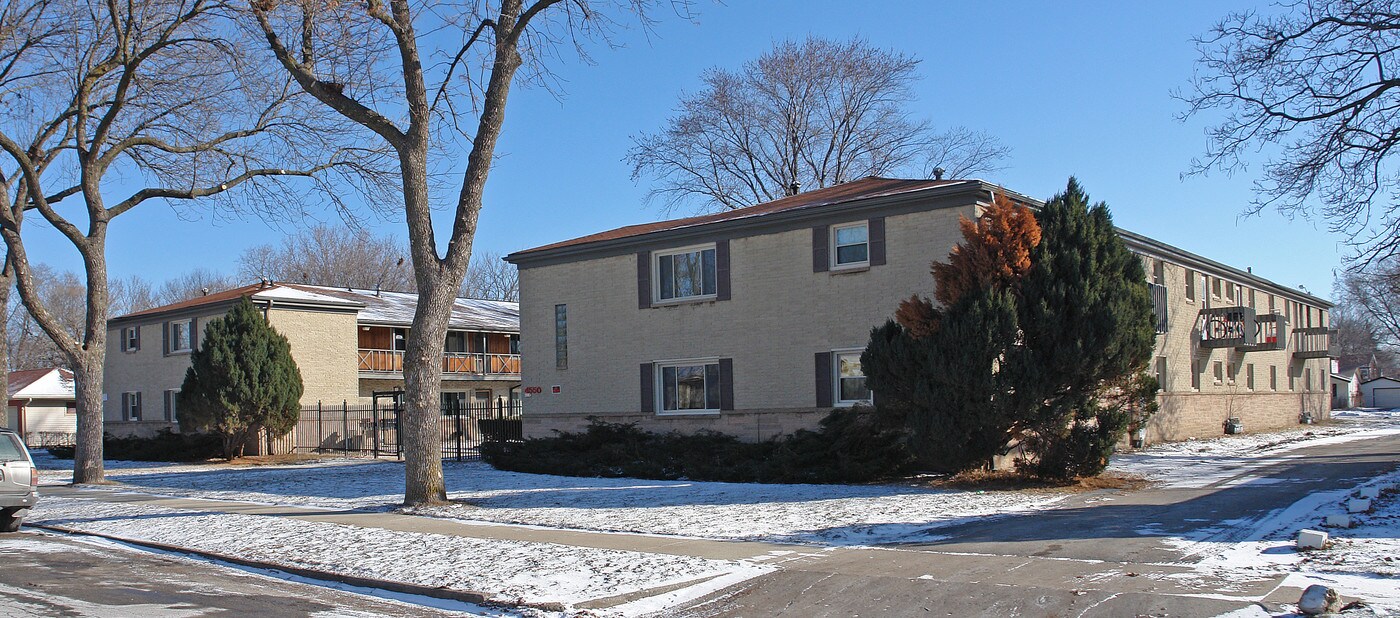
[153,268,241,304]
[238,225,414,291]
[108,275,160,316]
[628,36,1012,212]
[1336,258,1400,359]
[6,265,84,371]
[251,0,677,505]
[1183,1,1400,266]
[0,0,363,483]
[460,250,518,301]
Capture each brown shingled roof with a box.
[116,282,272,321]
[512,177,968,256]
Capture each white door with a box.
[1373,387,1400,409]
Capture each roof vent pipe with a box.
[933,167,945,180]
[788,181,801,196]
[200,287,209,296]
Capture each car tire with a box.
[0,509,21,533]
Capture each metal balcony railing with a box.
[358,349,521,376]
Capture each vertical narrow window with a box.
[1185,269,1196,301]
[1246,364,1255,390]
[1152,259,1165,285]
[1248,288,1256,308]
[164,389,179,422]
[1270,365,1278,391]
[1213,361,1224,385]
[1191,359,1202,390]
[1305,367,1314,392]
[831,222,870,268]
[554,304,567,370]
[1227,361,1237,385]
[1155,356,1167,391]
[834,351,871,404]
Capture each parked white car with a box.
[0,428,38,532]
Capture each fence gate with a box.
[371,390,403,456]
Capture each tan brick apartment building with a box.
[103,282,520,437]
[505,178,1333,445]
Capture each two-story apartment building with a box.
[104,281,520,437]
[505,177,1333,445]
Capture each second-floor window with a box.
[655,245,716,302]
[123,326,140,352]
[170,319,193,353]
[831,222,869,268]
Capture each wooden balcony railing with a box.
[1292,327,1335,359]
[358,349,521,376]
[1239,313,1289,352]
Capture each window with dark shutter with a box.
[815,352,833,407]
[640,363,654,413]
[812,225,829,273]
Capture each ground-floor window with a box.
[834,350,871,404]
[658,360,720,413]
[122,392,142,421]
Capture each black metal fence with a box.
[277,400,522,461]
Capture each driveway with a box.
[673,433,1400,617]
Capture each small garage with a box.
[5,367,77,445]
[1359,376,1400,409]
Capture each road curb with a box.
[27,523,558,612]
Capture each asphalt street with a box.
[673,433,1400,617]
[0,532,479,618]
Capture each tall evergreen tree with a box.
[1010,178,1157,478]
[179,297,303,460]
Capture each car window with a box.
[0,434,28,462]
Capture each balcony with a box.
[1238,313,1289,352]
[1197,306,1257,349]
[1292,327,1335,359]
[358,349,521,377]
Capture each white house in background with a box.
[1331,373,1354,409]
[1359,376,1400,409]
[5,368,77,445]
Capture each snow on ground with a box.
[1110,410,1400,488]
[27,494,771,613]
[37,454,1068,545]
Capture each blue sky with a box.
[27,1,1346,300]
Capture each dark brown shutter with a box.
[719,358,734,411]
[868,217,886,266]
[162,322,170,356]
[715,240,731,301]
[812,225,829,273]
[640,363,654,413]
[815,352,833,407]
[636,252,651,309]
[133,325,141,351]
[163,391,172,421]
[121,393,129,420]
[190,317,198,350]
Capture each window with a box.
[1152,259,1165,285]
[1213,361,1224,385]
[1268,294,1276,314]
[1246,364,1255,390]
[1211,277,1222,299]
[1185,269,1196,302]
[1305,367,1314,392]
[835,350,871,404]
[1247,288,1256,308]
[831,223,869,268]
[1191,359,1201,391]
[554,304,568,370]
[509,334,520,355]
[163,389,179,422]
[1270,365,1278,391]
[1227,361,1237,386]
[1289,365,1296,391]
[655,245,717,302]
[122,392,142,421]
[123,326,140,352]
[1154,356,1167,391]
[658,360,721,413]
[170,319,193,352]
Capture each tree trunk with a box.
[71,355,105,483]
[401,277,457,505]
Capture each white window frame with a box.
[170,319,194,353]
[165,388,180,422]
[124,326,139,352]
[125,392,141,421]
[652,243,718,304]
[832,348,872,406]
[830,222,870,270]
[655,357,721,416]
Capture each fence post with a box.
[455,402,464,461]
[373,402,380,459]
[317,401,323,453]
[342,400,349,458]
